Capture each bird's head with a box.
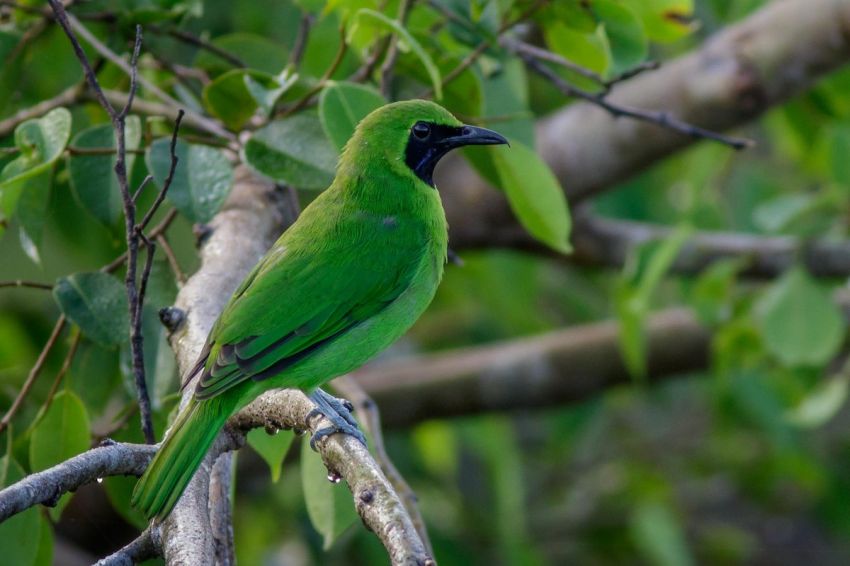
[345,99,508,187]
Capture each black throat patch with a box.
[404,123,466,187]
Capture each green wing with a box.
[191,219,423,400]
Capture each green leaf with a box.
[29,391,91,520]
[630,500,694,566]
[616,225,692,377]
[0,457,43,566]
[247,428,295,482]
[68,339,122,418]
[785,374,849,428]
[691,259,743,326]
[245,69,299,116]
[301,439,357,549]
[544,21,611,77]
[34,516,53,566]
[319,81,386,152]
[349,9,442,99]
[146,138,234,223]
[756,267,845,367]
[752,193,816,233]
[594,0,648,75]
[203,69,263,130]
[829,126,850,187]
[623,0,695,43]
[15,170,51,265]
[242,113,337,190]
[203,69,298,130]
[67,116,142,226]
[0,108,71,216]
[53,272,129,347]
[489,139,572,254]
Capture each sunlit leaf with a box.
[785,374,849,428]
[756,267,845,367]
[147,138,234,223]
[242,113,337,189]
[301,439,357,549]
[67,115,142,226]
[623,0,696,43]
[319,81,386,151]
[53,272,129,347]
[248,428,295,482]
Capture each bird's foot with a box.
[307,389,367,450]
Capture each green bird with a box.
[131,99,508,521]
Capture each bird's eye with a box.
[412,122,430,139]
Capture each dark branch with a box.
[0,279,53,290]
[149,24,245,68]
[94,528,160,566]
[517,51,754,150]
[0,316,67,434]
[0,442,157,522]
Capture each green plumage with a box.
[132,100,505,521]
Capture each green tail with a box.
[132,397,232,521]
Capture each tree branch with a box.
[353,309,710,428]
[0,442,158,522]
[440,0,850,248]
[94,528,159,566]
[570,211,850,279]
[0,316,67,434]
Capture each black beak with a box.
[443,125,509,150]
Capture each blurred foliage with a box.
[1,0,850,564]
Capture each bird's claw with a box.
[307,389,367,450]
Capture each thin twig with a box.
[55,9,233,140]
[138,110,184,231]
[498,39,661,93]
[0,0,45,15]
[0,316,67,434]
[157,233,186,284]
[40,330,82,418]
[518,52,754,150]
[276,27,348,119]
[420,0,549,98]
[289,12,314,69]
[98,89,234,144]
[48,4,158,443]
[349,36,391,83]
[95,528,160,566]
[0,82,84,137]
[149,24,245,68]
[101,208,179,274]
[0,280,53,290]
[379,0,413,98]
[67,146,146,156]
